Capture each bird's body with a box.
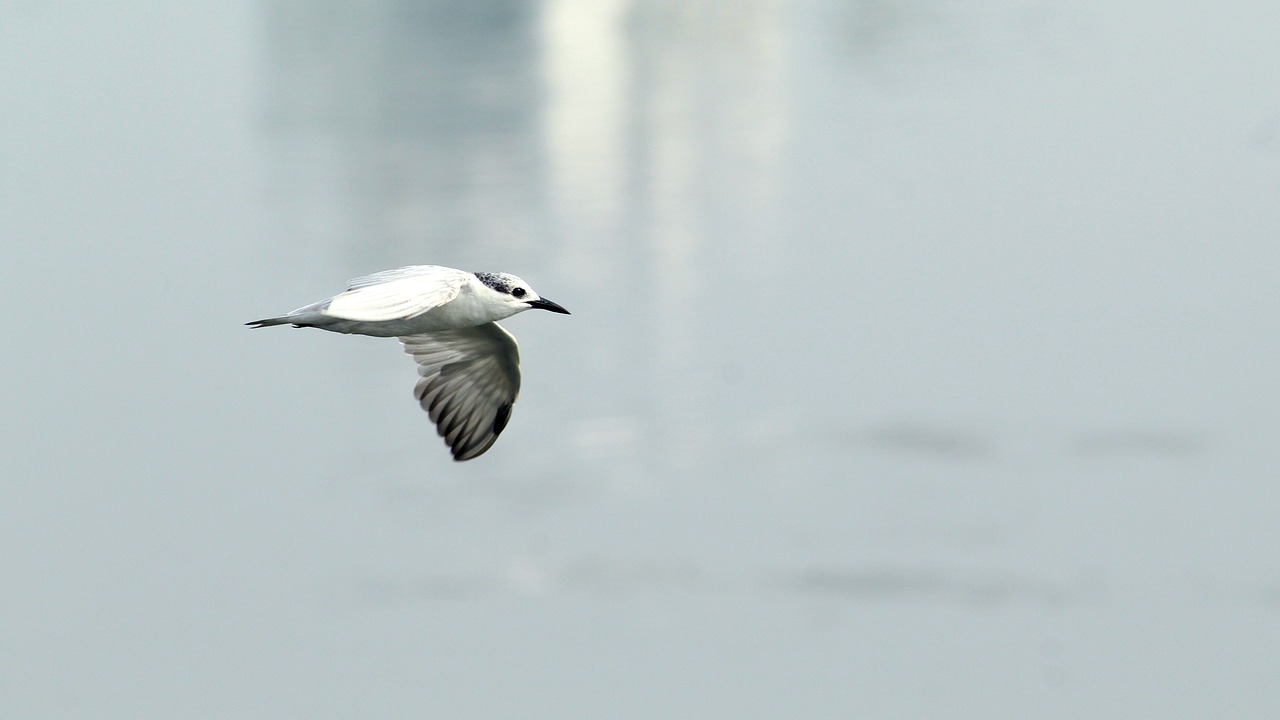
[248,265,569,461]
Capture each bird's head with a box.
[473,272,571,316]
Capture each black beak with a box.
[527,298,570,315]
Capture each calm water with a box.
[3,1,1279,717]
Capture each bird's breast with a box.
[406,293,514,332]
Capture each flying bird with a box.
[247,265,570,461]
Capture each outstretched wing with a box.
[400,323,522,461]
[324,266,468,322]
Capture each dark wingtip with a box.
[446,404,513,462]
[493,403,513,435]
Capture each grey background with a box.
[3,1,1279,717]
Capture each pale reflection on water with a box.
[4,0,1280,718]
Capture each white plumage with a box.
[248,265,570,461]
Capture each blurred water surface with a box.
[3,1,1279,717]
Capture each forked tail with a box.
[245,316,297,329]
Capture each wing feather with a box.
[325,266,467,322]
[343,265,459,290]
[400,323,521,461]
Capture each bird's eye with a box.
[511,287,527,298]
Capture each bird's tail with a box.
[245,316,298,329]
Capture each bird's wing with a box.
[344,265,453,290]
[400,323,522,461]
[324,266,468,322]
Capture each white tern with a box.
[248,265,570,461]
